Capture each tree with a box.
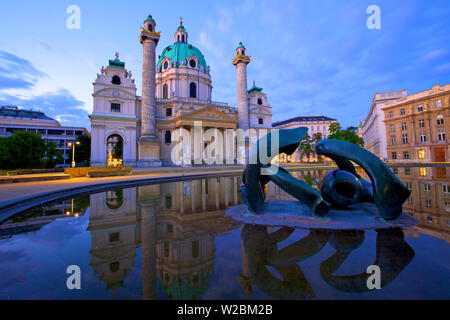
[311,132,323,161]
[43,139,64,168]
[328,122,364,147]
[0,131,46,169]
[298,133,313,162]
[74,134,91,164]
[328,122,341,135]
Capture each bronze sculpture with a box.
[240,127,411,221]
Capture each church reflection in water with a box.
[88,176,241,299]
[1,169,448,299]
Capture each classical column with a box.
[233,42,251,163]
[138,15,162,167]
[139,199,158,300]
[238,230,253,297]
[202,179,206,211]
[233,43,250,131]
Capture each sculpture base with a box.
[225,201,419,230]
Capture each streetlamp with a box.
[68,141,80,168]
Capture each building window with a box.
[111,103,121,112]
[167,223,173,233]
[163,84,168,99]
[418,119,425,127]
[389,124,395,132]
[401,122,407,130]
[189,59,196,68]
[435,100,441,108]
[390,136,396,145]
[437,115,444,125]
[407,197,413,205]
[192,240,199,258]
[424,183,431,194]
[420,132,426,142]
[189,82,197,98]
[181,34,185,43]
[258,118,264,125]
[400,108,405,116]
[425,201,432,209]
[163,61,168,70]
[438,130,446,141]
[112,75,121,85]
[402,133,408,144]
[164,241,170,257]
[404,151,409,159]
[419,167,427,176]
[165,130,171,144]
[418,149,425,159]
[405,167,410,175]
[109,232,120,243]
[388,111,393,118]
[166,108,172,117]
[393,167,398,174]
[443,184,450,195]
[417,104,423,112]
[257,98,263,105]
[165,195,172,209]
[148,24,153,32]
[391,152,397,160]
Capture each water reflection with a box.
[0,169,449,299]
[241,226,414,298]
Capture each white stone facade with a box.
[361,90,407,160]
[89,16,273,167]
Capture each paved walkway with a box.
[0,163,336,222]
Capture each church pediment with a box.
[180,107,236,122]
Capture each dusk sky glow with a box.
[0,0,449,129]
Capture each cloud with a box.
[0,51,88,128]
[0,51,46,90]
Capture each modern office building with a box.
[382,84,449,174]
[0,106,89,165]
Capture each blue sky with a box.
[0,0,449,129]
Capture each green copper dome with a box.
[157,42,208,72]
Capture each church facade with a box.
[90,15,272,167]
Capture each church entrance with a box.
[106,134,123,167]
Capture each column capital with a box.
[140,28,160,44]
[232,54,251,65]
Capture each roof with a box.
[144,15,155,23]
[272,115,337,127]
[248,85,263,94]
[157,42,207,72]
[237,42,246,49]
[0,106,54,120]
[109,59,125,69]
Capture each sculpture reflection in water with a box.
[240,225,415,298]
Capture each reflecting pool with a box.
[0,168,449,299]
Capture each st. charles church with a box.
[90,15,272,167]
